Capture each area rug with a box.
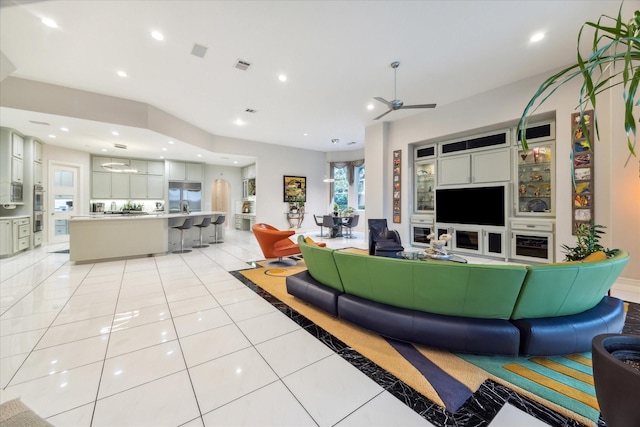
[235,255,605,427]
[0,398,53,427]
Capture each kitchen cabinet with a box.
[34,140,43,163]
[11,133,24,159]
[439,148,510,185]
[130,174,164,199]
[147,161,164,175]
[34,162,43,186]
[167,161,202,182]
[92,156,115,172]
[92,171,130,199]
[147,175,164,199]
[436,223,506,259]
[13,217,30,253]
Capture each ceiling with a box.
[0,0,633,166]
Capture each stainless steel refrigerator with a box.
[168,181,202,213]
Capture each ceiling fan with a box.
[373,61,436,120]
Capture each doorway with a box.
[49,163,80,244]
[212,179,230,227]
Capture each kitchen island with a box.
[69,211,225,263]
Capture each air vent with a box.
[441,131,508,154]
[114,143,127,150]
[235,59,251,71]
[245,108,256,113]
[29,120,50,126]
[347,141,357,145]
[191,44,208,58]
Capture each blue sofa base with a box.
[339,294,521,355]
[511,296,625,356]
[285,271,626,356]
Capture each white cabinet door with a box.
[0,220,12,256]
[185,163,202,182]
[147,161,164,175]
[34,161,43,186]
[472,148,511,183]
[129,159,148,174]
[129,174,148,199]
[168,161,186,180]
[92,156,112,172]
[34,140,43,163]
[11,157,23,183]
[111,173,130,199]
[147,175,164,199]
[92,172,111,198]
[439,156,470,185]
[11,133,24,159]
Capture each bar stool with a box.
[209,215,226,244]
[192,216,212,248]
[172,217,194,254]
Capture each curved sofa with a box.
[286,235,630,356]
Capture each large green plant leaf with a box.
[518,3,639,165]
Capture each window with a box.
[331,161,365,210]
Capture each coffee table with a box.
[398,250,467,263]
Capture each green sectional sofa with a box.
[286,235,629,356]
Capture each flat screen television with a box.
[435,185,505,226]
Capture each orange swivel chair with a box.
[252,223,325,266]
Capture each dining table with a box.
[324,215,351,238]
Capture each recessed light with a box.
[162,147,167,151]
[303,133,308,136]
[197,154,202,158]
[60,127,69,132]
[367,103,374,110]
[48,134,56,138]
[151,30,164,41]
[160,156,164,159]
[331,139,339,144]
[101,148,108,152]
[41,17,58,28]
[112,131,119,136]
[234,118,245,126]
[117,70,127,78]
[167,140,174,144]
[233,161,238,164]
[278,74,287,82]
[530,32,545,43]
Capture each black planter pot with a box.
[592,334,640,427]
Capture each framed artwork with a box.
[571,110,594,234]
[283,176,306,203]
[393,150,401,223]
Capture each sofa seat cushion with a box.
[511,296,625,356]
[338,294,521,355]
[286,270,342,316]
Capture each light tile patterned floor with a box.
[0,227,600,426]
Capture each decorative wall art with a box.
[393,150,401,223]
[571,110,594,234]
[283,176,306,203]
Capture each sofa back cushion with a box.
[333,251,527,319]
[511,250,630,319]
[297,235,344,292]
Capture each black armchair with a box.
[368,218,403,256]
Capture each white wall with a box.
[367,71,639,281]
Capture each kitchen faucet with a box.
[180,200,190,214]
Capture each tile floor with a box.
[0,227,624,426]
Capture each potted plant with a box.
[561,222,616,260]
[592,334,640,427]
[518,3,638,165]
[332,202,339,216]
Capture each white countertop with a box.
[69,211,226,221]
[0,215,31,220]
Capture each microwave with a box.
[10,182,23,203]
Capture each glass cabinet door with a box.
[516,143,553,215]
[415,161,435,212]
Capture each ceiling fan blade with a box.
[374,97,393,108]
[400,103,437,109]
[373,109,392,120]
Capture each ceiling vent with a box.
[29,120,50,126]
[245,108,256,113]
[191,44,208,58]
[347,141,357,145]
[114,143,127,150]
[234,59,251,71]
